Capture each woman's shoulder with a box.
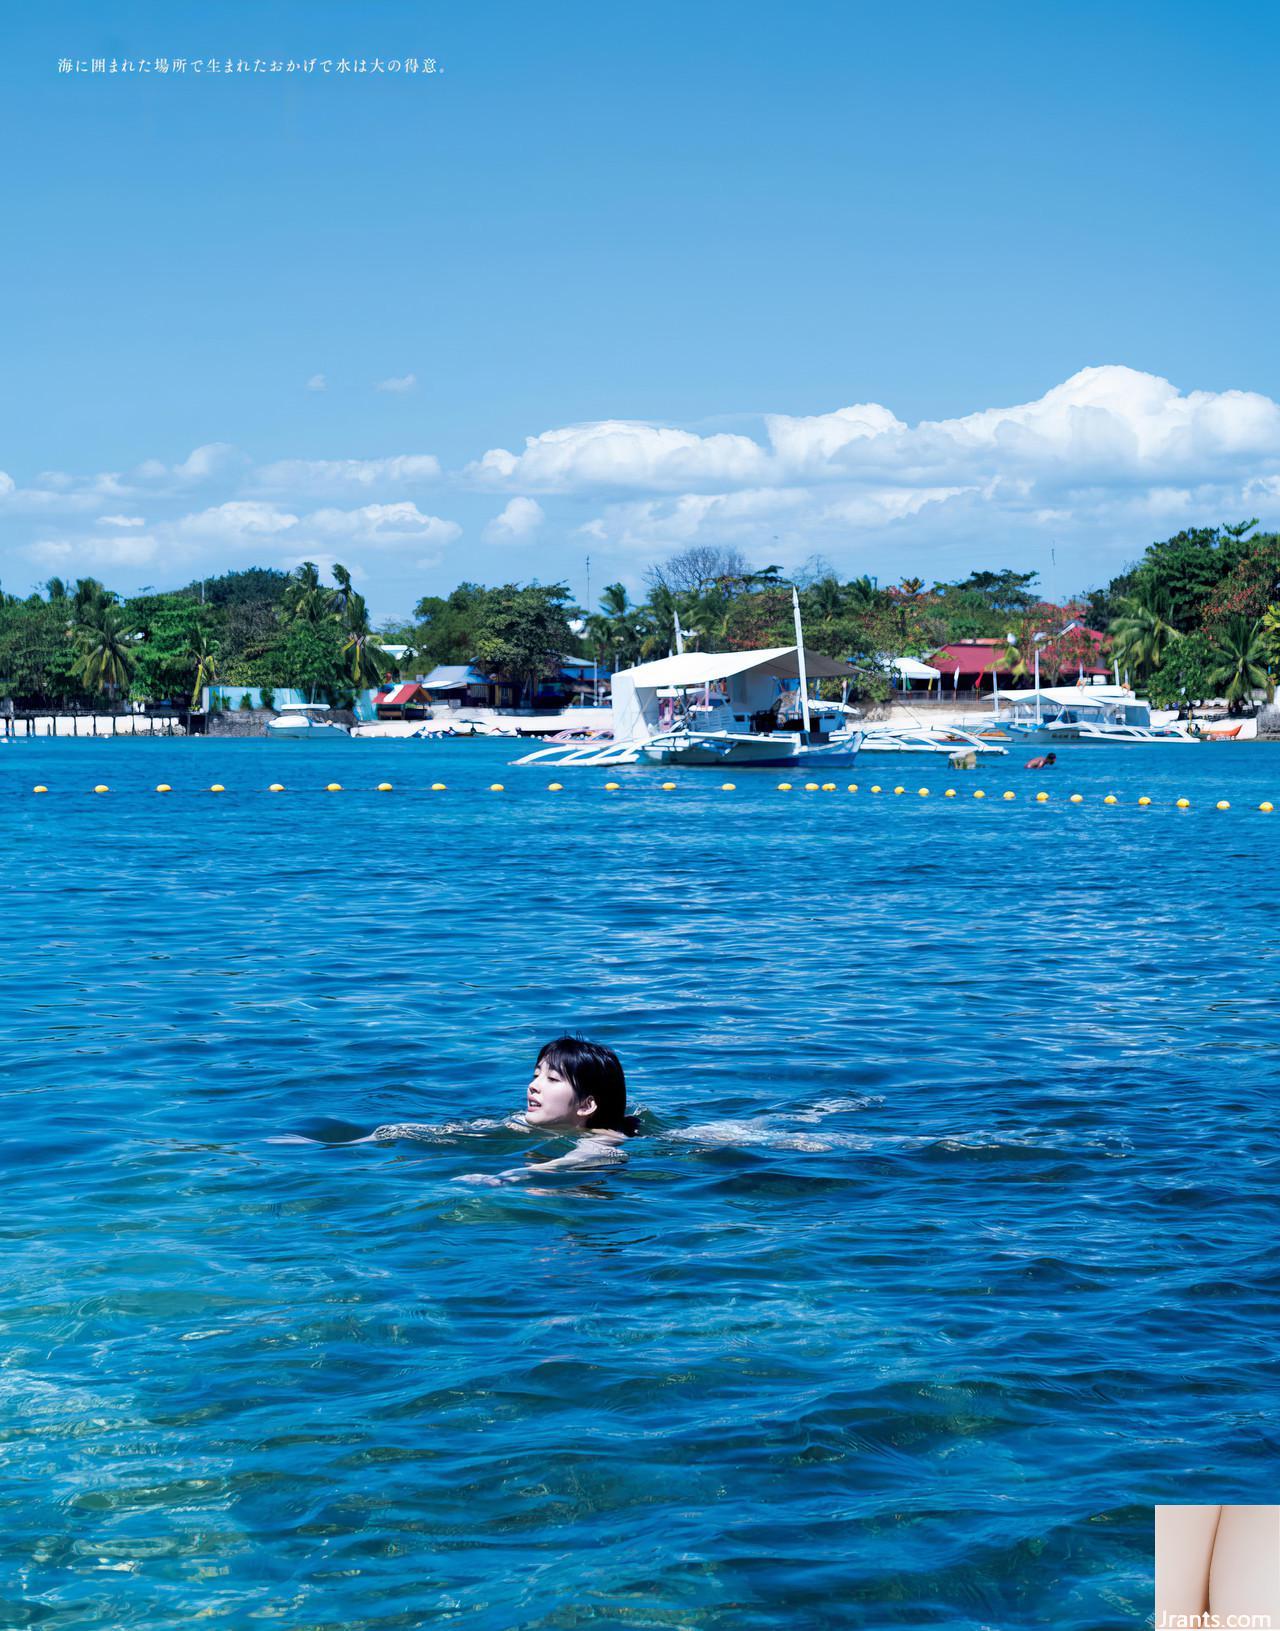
[582,1127,628,1145]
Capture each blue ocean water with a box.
[3,737,1279,1630]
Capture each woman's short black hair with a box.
[536,1036,638,1136]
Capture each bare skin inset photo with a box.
[1156,1506,1280,1627]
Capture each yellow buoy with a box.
[33,785,47,794]
[943,788,956,798]
[210,784,226,793]
[156,784,171,793]
[893,785,905,795]
[547,781,564,791]
[604,781,620,791]
[1216,799,1230,810]
[870,784,882,793]
[661,782,676,791]
[1069,793,1083,803]
[1002,791,1015,801]
[821,782,836,792]
[1176,797,1190,808]
[431,782,446,791]
[326,783,342,792]
[804,782,820,791]
[847,783,858,793]
[918,788,929,798]
[1137,795,1151,806]
[973,789,986,799]
[1103,794,1117,805]
[93,784,109,794]
[489,783,505,792]
[777,782,793,791]
[721,782,736,791]
[269,783,285,792]
[1261,801,1274,813]
[378,782,394,792]
[1035,791,1049,802]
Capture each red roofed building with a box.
[375,682,432,719]
[930,631,1110,695]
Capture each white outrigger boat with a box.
[264,702,351,741]
[857,725,1008,756]
[989,684,1200,745]
[516,589,862,771]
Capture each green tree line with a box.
[2,523,1277,710]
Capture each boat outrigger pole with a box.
[791,586,812,739]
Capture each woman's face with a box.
[526,1057,594,1128]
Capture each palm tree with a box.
[341,592,391,688]
[45,577,68,602]
[283,561,326,624]
[74,605,136,700]
[1109,586,1175,680]
[70,578,112,640]
[586,583,640,671]
[330,562,355,615]
[1207,616,1271,711]
[995,634,1030,684]
[189,632,220,709]
[845,575,881,612]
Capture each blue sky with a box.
[2,0,1279,619]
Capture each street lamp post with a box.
[1031,619,1082,727]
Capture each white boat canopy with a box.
[276,701,332,711]
[612,647,854,744]
[879,655,941,682]
[997,684,1132,707]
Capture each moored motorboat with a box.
[264,703,351,741]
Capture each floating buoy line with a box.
[15,782,1279,810]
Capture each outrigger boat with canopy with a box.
[990,684,1201,744]
[513,643,862,770]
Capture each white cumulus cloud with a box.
[305,502,462,549]
[26,534,161,569]
[483,496,544,543]
[254,453,441,492]
[306,373,327,392]
[176,501,300,540]
[376,374,417,394]
[478,367,1280,500]
[506,367,1280,583]
[134,443,242,486]
[468,420,769,492]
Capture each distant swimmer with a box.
[374,1035,638,1186]
[1024,751,1056,770]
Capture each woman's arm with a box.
[1155,1505,1222,1623]
[455,1139,629,1185]
[501,1141,628,1180]
[373,1116,524,1142]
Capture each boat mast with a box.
[674,609,685,656]
[791,587,812,737]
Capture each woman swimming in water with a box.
[373,1035,637,1184]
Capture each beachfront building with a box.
[930,633,1109,697]
[374,683,432,720]
[420,659,610,712]
[548,657,610,707]
[420,665,519,710]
